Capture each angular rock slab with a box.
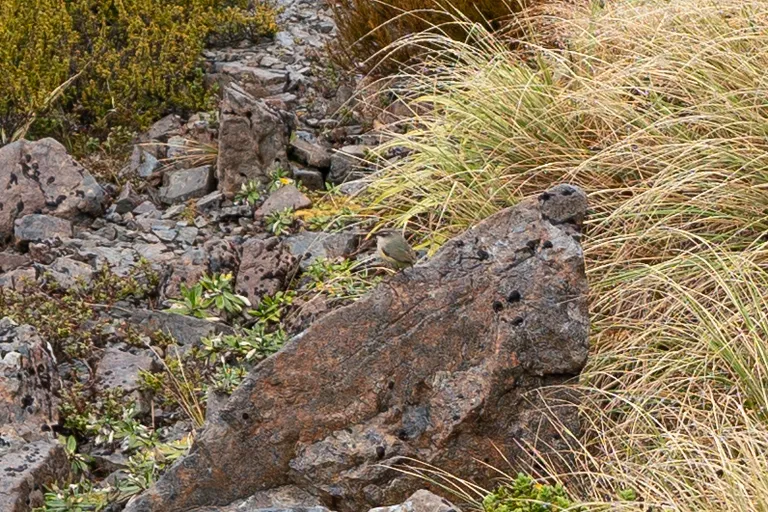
[0,319,60,439]
[124,184,590,512]
[235,237,297,306]
[0,138,105,243]
[217,84,288,197]
[0,439,70,512]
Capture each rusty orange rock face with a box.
[125,184,590,512]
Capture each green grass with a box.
[359,0,768,509]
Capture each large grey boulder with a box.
[124,185,590,512]
[217,84,288,197]
[0,138,105,243]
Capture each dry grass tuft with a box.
[329,0,521,73]
[361,0,768,508]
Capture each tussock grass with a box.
[361,0,768,509]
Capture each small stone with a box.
[96,347,156,394]
[318,20,335,33]
[105,212,123,223]
[140,233,162,244]
[176,227,199,246]
[254,185,312,218]
[162,204,187,219]
[147,114,183,142]
[196,191,224,212]
[127,146,161,177]
[338,179,368,196]
[14,214,72,243]
[367,490,460,512]
[289,139,331,169]
[260,55,282,67]
[211,205,252,222]
[329,145,373,184]
[159,165,214,204]
[46,257,95,288]
[284,231,359,270]
[275,31,294,48]
[151,223,178,242]
[135,243,175,264]
[114,182,142,214]
[133,201,160,216]
[293,168,325,191]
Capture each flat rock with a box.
[0,138,105,243]
[214,62,288,100]
[159,165,214,204]
[0,268,36,291]
[96,346,156,393]
[146,114,183,142]
[123,184,590,512]
[196,191,224,213]
[289,139,331,170]
[133,201,161,217]
[194,485,332,512]
[254,185,312,218]
[114,309,233,351]
[14,214,72,244]
[284,231,359,270]
[0,252,30,272]
[45,256,95,288]
[127,146,162,177]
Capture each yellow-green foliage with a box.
[0,0,76,140]
[0,0,277,140]
[329,0,520,72]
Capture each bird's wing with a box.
[384,244,416,264]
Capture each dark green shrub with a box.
[0,0,278,142]
[0,0,77,141]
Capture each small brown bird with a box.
[376,231,417,270]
